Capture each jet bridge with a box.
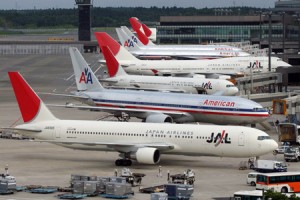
[236,72,283,94]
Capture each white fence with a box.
[0,44,84,55]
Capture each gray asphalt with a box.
[0,53,297,200]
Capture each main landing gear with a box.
[115,159,132,166]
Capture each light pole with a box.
[280,12,285,58]
[268,11,272,93]
[268,11,272,72]
[259,11,262,49]
[298,18,300,53]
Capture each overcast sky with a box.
[0,0,277,10]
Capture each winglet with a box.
[8,72,57,123]
[102,46,127,77]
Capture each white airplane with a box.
[6,72,278,166]
[96,32,291,77]
[65,47,269,125]
[129,17,157,42]
[99,45,239,96]
[116,27,250,59]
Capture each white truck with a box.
[284,146,300,162]
[253,160,287,173]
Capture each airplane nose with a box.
[268,140,278,152]
[228,87,239,96]
[233,87,239,95]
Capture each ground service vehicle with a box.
[284,147,300,162]
[247,172,261,186]
[253,160,287,173]
[233,190,262,200]
[256,172,300,193]
[278,123,300,145]
[273,145,290,155]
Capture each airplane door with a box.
[55,127,61,138]
[238,133,245,146]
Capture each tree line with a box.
[0,7,267,29]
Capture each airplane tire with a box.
[115,159,132,166]
[115,159,122,166]
[125,160,132,166]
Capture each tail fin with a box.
[116,28,142,51]
[142,24,153,38]
[94,32,138,61]
[130,17,152,38]
[101,46,127,77]
[69,47,104,91]
[120,26,154,46]
[8,72,57,123]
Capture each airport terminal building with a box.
[157,15,297,46]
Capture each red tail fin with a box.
[129,17,142,32]
[8,72,41,123]
[142,24,152,37]
[101,46,119,77]
[8,72,56,123]
[94,32,120,56]
[135,28,149,45]
[130,17,149,45]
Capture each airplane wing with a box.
[47,104,188,117]
[33,140,174,151]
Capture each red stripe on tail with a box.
[101,46,119,77]
[8,72,40,123]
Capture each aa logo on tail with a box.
[124,36,138,48]
[79,68,93,84]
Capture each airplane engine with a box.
[145,114,173,123]
[129,147,161,164]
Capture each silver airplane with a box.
[61,47,269,125]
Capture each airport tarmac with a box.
[0,53,298,200]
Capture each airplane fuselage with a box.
[102,75,238,96]
[119,56,290,76]
[77,89,269,125]
[16,120,277,158]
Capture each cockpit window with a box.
[257,136,271,140]
[226,85,235,88]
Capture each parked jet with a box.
[67,47,269,125]
[120,25,243,52]
[129,17,157,42]
[98,45,238,96]
[6,72,278,166]
[116,27,250,59]
[96,32,291,77]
